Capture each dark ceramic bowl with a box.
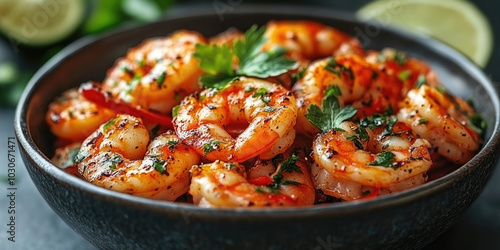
[14,6,500,250]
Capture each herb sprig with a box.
[305,94,357,133]
[193,25,298,90]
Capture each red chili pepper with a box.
[79,82,173,128]
[248,176,274,186]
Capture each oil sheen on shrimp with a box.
[189,149,315,207]
[365,48,440,95]
[174,77,297,162]
[397,85,482,164]
[102,30,207,114]
[293,55,403,137]
[46,88,116,142]
[312,121,432,201]
[76,114,200,201]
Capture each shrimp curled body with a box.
[312,121,432,201]
[189,149,315,207]
[174,77,298,162]
[102,30,207,114]
[397,85,482,164]
[76,114,200,201]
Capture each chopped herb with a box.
[244,86,255,92]
[74,150,89,163]
[194,25,297,90]
[167,140,179,150]
[58,147,81,169]
[435,85,449,94]
[67,110,74,118]
[259,150,302,194]
[356,126,370,141]
[324,85,342,97]
[225,162,237,169]
[290,67,306,87]
[103,118,116,131]
[271,154,284,167]
[360,113,398,137]
[279,150,301,174]
[256,186,266,193]
[153,157,167,174]
[156,72,166,88]
[415,74,427,88]
[393,50,407,65]
[347,134,364,150]
[341,65,355,80]
[172,105,179,117]
[398,70,412,81]
[324,58,341,77]
[104,154,123,169]
[418,118,428,124]
[469,113,487,138]
[203,140,222,155]
[253,87,271,104]
[137,59,145,67]
[199,94,206,101]
[368,152,396,168]
[306,95,357,133]
[280,180,300,186]
[263,106,276,112]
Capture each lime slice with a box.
[0,0,85,46]
[357,0,493,67]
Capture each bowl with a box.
[14,6,500,249]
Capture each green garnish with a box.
[137,59,145,67]
[347,134,364,150]
[324,85,342,97]
[167,140,179,150]
[398,70,412,81]
[203,140,222,155]
[156,72,166,88]
[306,95,357,133]
[244,86,255,93]
[58,147,81,169]
[102,154,123,170]
[172,105,180,117]
[263,106,276,112]
[193,25,297,90]
[103,118,116,131]
[368,152,396,168]
[290,67,306,87]
[394,50,407,65]
[415,74,427,88]
[469,113,487,138]
[153,157,167,174]
[225,162,237,169]
[265,150,302,193]
[324,58,341,76]
[150,124,160,138]
[418,118,428,125]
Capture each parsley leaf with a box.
[305,95,357,133]
[368,152,395,168]
[193,25,297,90]
[203,140,222,155]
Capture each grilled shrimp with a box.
[46,88,116,142]
[264,20,364,62]
[174,77,297,162]
[102,30,207,114]
[189,148,315,208]
[293,55,403,137]
[397,85,482,164]
[76,114,200,201]
[312,120,432,201]
[366,48,439,95]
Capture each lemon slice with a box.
[357,0,493,67]
[0,0,85,46]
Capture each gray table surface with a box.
[1,1,500,249]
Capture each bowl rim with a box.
[14,5,500,218]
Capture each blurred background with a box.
[0,0,499,249]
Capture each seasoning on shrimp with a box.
[173,77,297,162]
[76,114,200,201]
[189,148,315,207]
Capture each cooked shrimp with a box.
[397,85,482,164]
[102,30,207,114]
[366,48,439,95]
[76,114,200,201]
[174,77,297,162]
[189,149,315,208]
[46,88,116,142]
[264,20,365,62]
[312,120,432,201]
[293,55,403,137]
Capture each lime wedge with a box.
[357,0,493,67]
[0,0,85,46]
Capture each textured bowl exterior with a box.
[15,6,500,250]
